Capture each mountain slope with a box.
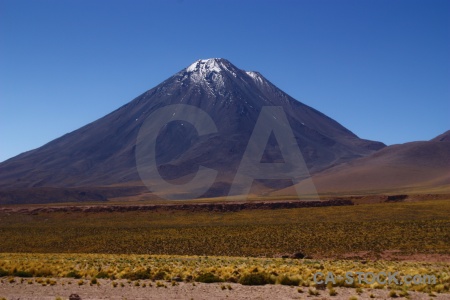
[272,131,450,196]
[431,130,450,142]
[0,58,385,201]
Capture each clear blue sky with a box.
[1,0,449,163]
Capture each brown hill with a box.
[272,131,450,196]
[431,130,450,142]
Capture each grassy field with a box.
[0,199,449,257]
[1,199,450,295]
[0,253,449,294]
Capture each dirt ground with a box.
[320,251,450,263]
[0,278,448,300]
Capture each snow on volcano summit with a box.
[183,58,239,84]
[186,58,222,73]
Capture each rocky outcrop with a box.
[0,199,353,214]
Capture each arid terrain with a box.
[1,197,449,299]
[2,279,450,300]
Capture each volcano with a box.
[0,58,385,203]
